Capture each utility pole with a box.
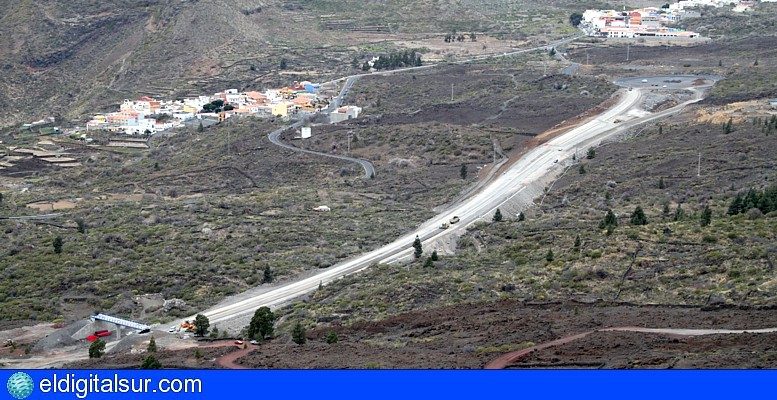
[697,151,701,177]
[491,134,496,164]
[451,83,454,102]
[626,43,630,62]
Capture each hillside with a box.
[0,0,647,128]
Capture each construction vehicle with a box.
[440,222,450,229]
[180,321,197,333]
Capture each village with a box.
[0,81,363,172]
[580,0,771,39]
[80,81,360,137]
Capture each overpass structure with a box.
[91,314,150,331]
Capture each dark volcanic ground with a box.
[68,301,777,369]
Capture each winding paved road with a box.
[267,122,376,179]
[484,325,777,369]
[266,35,582,179]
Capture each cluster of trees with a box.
[201,99,234,113]
[363,50,422,71]
[728,185,777,216]
[141,337,161,369]
[444,32,476,43]
[753,115,777,134]
[412,236,439,268]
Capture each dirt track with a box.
[485,326,777,369]
[200,341,256,369]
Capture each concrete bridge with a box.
[72,314,150,341]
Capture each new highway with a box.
[199,75,714,325]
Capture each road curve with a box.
[268,122,375,178]
[484,325,777,369]
[267,75,375,178]
[265,35,582,179]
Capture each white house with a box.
[330,106,362,123]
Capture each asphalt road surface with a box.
[197,76,714,326]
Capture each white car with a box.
[250,340,259,345]
[168,327,177,333]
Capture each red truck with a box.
[94,330,112,338]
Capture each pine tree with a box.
[724,118,733,134]
[193,314,210,336]
[658,177,665,189]
[262,265,273,284]
[413,236,423,259]
[460,164,468,179]
[141,355,162,369]
[492,208,503,222]
[586,147,596,159]
[573,235,581,251]
[292,322,306,345]
[326,331,339,344]
[430,251,439,261]
[579,164,586,174]
[423,257,434,268]
[662,202,671,217]
[545,249,554,262]
[600,209,618,229]
[147,337,157,353]
[197,121,204,132]
[630,206,648,226]
[248,307,275,340]
[743,189,759,210]
[76,218,86,234]
[673,204,685,221]
[518,212,525,222]
[728,193,743,215]
[53,236,63,254]
[89,339,105,359]
[700,205,712,227]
